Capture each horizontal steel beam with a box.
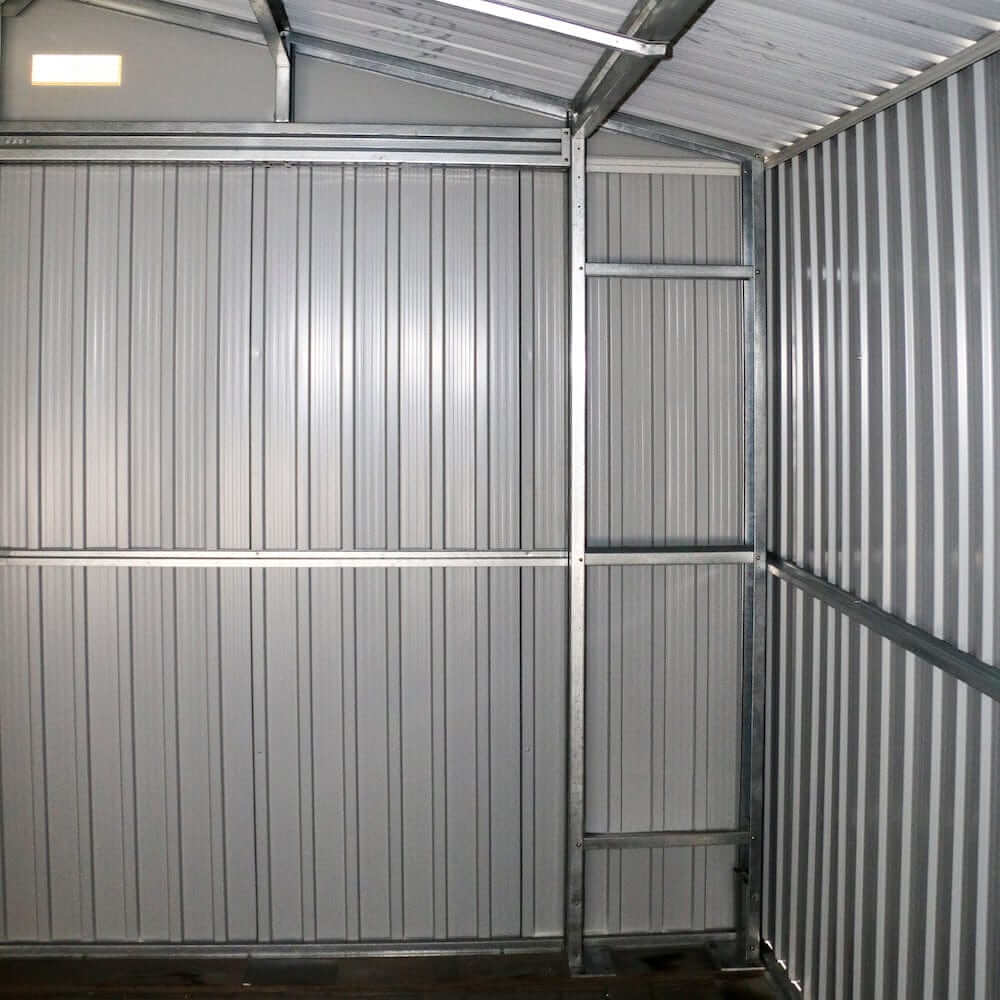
[0,549,568,569]
[0,938,565,959]
[584,829,750,849]
[0,122,562,137]
[586,262,753,279]
[586,546,753,566]
[603,111,761,163]
[571,0,715,138]
[422,0,667,56]
[0,124,569,165]
[768,557,1000,703]
[587,155,741,176]
[589,930,738,950]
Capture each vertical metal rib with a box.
[247,0,293,122]
[565,132,587,971]
[740,152,768,963]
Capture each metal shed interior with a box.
[0,2,997,998]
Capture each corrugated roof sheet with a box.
[283,0,635,97]
[622,0,1000,151]
[146,0,1000,152]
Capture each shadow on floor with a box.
[0,947,778,999]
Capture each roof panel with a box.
[156,0,1000,153]
[622,0,1000,151]
[284,0,635,98]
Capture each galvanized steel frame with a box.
[0,122,571,165]
[740,154,768,965]
[768,557,1000,704]
[248,0,293,122]
[563,130,767,969]
[0,14,768,962]
[569,0,715,139]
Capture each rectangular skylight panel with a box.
[31,54,122,86]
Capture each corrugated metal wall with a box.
[583,172,745,933]
[0,565,567,942]
[0,162,569,943]
[0,163,566,552]
[766,52,1000,998]
[0,159,747,944]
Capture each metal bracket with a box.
[570,0,717,138]
[248,0,293,122]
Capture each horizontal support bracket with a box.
[0,124,569,166]
[0,549,568,569]
[586,262,754,279]
[586,546,753,566]
[768,556,1000,703]
[584,829,750,849]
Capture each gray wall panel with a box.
[767,50,1000,1000]
[586,173,744,546]
[0,155,745,948]
[583,566,742,934]
[767,579,998,1000]
[0,163,566,555]
[0,567,566,943]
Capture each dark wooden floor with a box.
[0,948,778,999]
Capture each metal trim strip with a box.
[584,829,750,849]
[0,549,569,568]
[585,262,753,279]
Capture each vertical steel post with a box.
[565,129,587,972]
[740,154,768,963]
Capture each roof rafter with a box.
[571,0,716,138]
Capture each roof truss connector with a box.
[571,0,715,138]
[422,0,667,56]
[249,0,293,122]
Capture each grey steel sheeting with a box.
[0,162,567,555]
[623,0,1000,153]
[766,579,998,1000]
[0,153,750,947]
[765,47,1000,1000]
[0,565,567,941]
[581,167,746,937]
[584,565,745,935]
[586,171,745,548]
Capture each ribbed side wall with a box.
[765,52,1000,998]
